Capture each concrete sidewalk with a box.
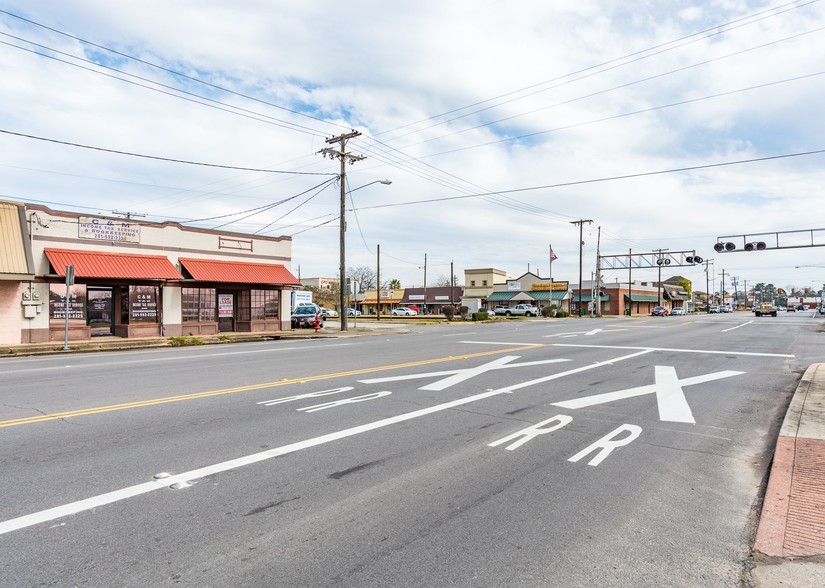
[752,363,825,587]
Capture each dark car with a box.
[651,306,669,316]
[291,304,323,328]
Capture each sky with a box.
[2,1,825,296]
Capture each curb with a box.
[753,363,825,558]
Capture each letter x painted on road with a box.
[552,366,745,424]
[359,356,570,391]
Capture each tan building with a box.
[462,268,510,311]
[1,200,300,344]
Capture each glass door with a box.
[87,287,114,336]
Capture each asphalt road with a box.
[2,311,823,587]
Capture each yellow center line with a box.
[0,344,543,428]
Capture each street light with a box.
[340,179,392,331]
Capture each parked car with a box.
[820,304,825,315]
[708,306,720,313]
[651,306,669,316]
[391,307,417,316]
[497,304,539,317]
[670,307,686,315]
[786,305,796,312]
[319,307,338,318]
[291,304,323,328]
[347,308,361,316]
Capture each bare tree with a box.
[347,266,377,291]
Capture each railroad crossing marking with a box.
[552,366,745,424]
[359,356,570,391]
[543,328,626,339]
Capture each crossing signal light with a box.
[685,255,703,264]
[744,241,767,251]
[714,242,736,252]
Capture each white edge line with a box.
[458,341,542,346]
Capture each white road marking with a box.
[358,356,570,391]
[458,340,542,346]
[257,387,353,406]
[568,425,643,466]
[721,321,753,332]
[552,367,745,423]
[551,343,794,358]
[0,349,646,536]
[297,391,392,412]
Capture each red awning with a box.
[45,248,183,280]
[179,258,300,285]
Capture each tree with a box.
[388,278,401,290]
[347,266,377,291]
[677,278,692,298]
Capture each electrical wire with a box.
[0,128,336,175]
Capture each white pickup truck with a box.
[498,304,539,317]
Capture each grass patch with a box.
[169,336,204,346]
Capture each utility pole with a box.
[450,260,455,310]
[594,226,602,317]
[570,219,593,317]
[423,253,428,315]
[654,248,669,306]
[376,244,381,321]
[704,259,714,311]
[719,269,727,307]
[731,275,738,308]
[319,130,364,332]
[627,248,632,316]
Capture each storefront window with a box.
[237,289,279,320]
[49,284,86,326]
[253,289,279,319]
[182,287,216,322]
[129,285,159,323]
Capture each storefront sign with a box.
[218,294,234,317]
[130,287,158,321]
[49,285,86,320]
[532,281,569,291]
[78,217,140,243]
[409,295,425,301]
[507,281,521,290]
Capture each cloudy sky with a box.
[2,1,824,295]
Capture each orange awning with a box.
[179,258,300,285]
[45,248,183,280]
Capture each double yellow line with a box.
[0,344,542,428]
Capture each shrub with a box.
[555,310,570,318]
[442,306,456,321]
[472,311,489,321]
[459,306,469,319]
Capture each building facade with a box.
[1,201,300,345]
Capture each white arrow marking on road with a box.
[358,356,570,391]
[552,366,745,424]
[297,391,392,412]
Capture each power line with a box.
[354,148,825,211]
[0,9,349,133]
[0,128,337,175]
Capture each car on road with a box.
[670,307,686,315]
[708,306,720,313]
[391,307,417,316]
[320,307,338,318]
[820,304,825,315]
[291,304,323,328]
[786,305,795,312]
[651,306,669,316]
[347,308,361,316]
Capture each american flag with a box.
[550,251,558,261]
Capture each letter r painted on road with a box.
[567,424,642,466]
[488,415,573,451]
